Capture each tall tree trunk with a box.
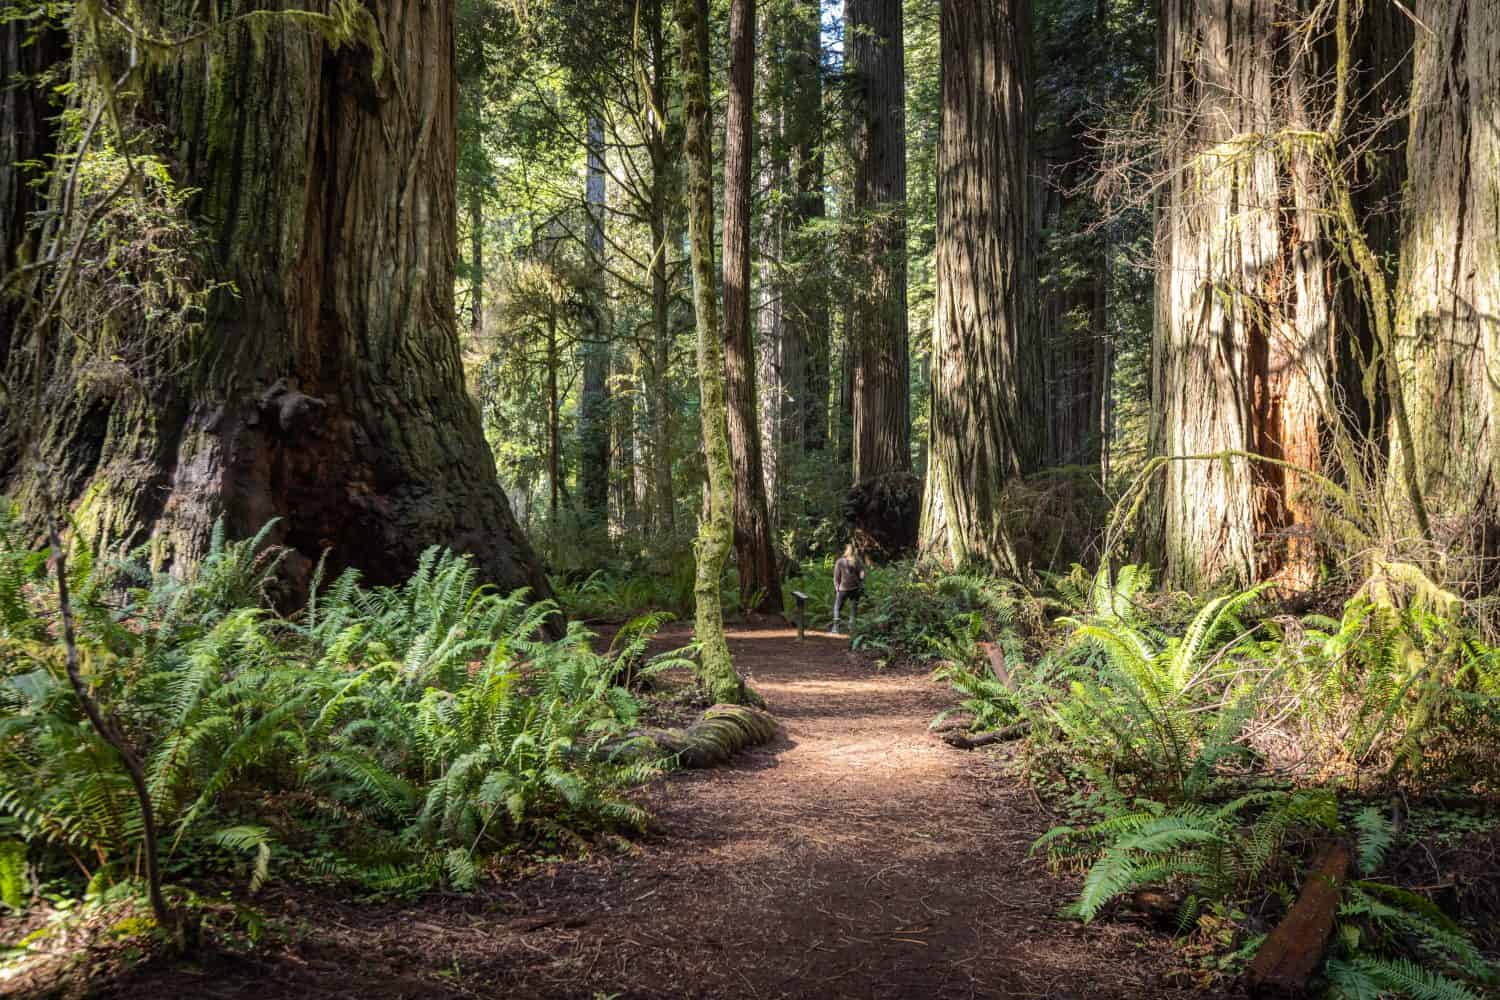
[1395,0,1500,571]
[847,0,916,555]
[1148,0,1332,591]
[1,0,551,604]
[757,5,787,546]
[919,0,1030,573]
[646,0,678,538]
[723,0,782,614]
[469,187,485,337]
[785,0,828,454]
[0,20,67,386]
[548,312,561,548]
[676,0,753,702]
[578,114,612,521]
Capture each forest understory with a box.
[5,624,1213,1000]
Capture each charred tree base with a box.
[847,471,921,559]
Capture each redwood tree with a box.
[846,0,916,555]
[1,1,551,602]
[723,0,782,614]
[919,0,1031,573]
[1394,0,1500,563]
[1147,0,1335,590]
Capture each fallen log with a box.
[941,721,1030,749]
[607,704,782,769]
[1245,841,1351,999]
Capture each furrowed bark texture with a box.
[723,0,781,614]
[920,0,1030,572]
[1149,0,1333,590]
[677,0,749,702]
[3,1,553,603]
[579,114,612,520]
[1395,0,1500,559]
[847,0,915,553]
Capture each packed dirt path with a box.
[101,623,1200,999]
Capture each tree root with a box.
[611,704,782,769]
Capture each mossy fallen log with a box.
[608,704,782,769]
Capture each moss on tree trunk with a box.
[676,0,754,704]
[2,0,552,608]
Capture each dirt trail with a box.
[101,624,1200,999]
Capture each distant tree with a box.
[847,0,917,555]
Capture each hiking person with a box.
[832,543,866,633]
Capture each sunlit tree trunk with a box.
[578,114,612,521]
[1,0,551,603]
[1394,0,1500,566]
[919,0,1030,573]
[757,4,787,539]
[610,346,639,536]
[677,0,753,702]
[1148,0,1332,591]
[645,0,678,538]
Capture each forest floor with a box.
[38,623,1211,999]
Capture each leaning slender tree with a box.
[919,0,1031,573]
[0,0,552,604]
[675,0,756,703]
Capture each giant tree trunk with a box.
[1,1,552,604]
[847,0,915,555]
[723,0,782,615]
[1394,1,1500,570]
[578,114,612,522]
[676,0,753,703]
[919,0,1030,573]
[1148,0,1333,591]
